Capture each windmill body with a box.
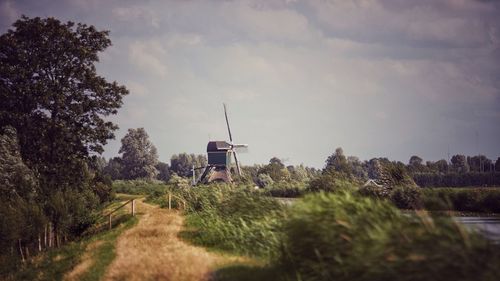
[195,104,247,185]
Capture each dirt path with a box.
[102,199,227,281]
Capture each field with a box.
[3,182,500,281]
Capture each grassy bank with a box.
[1,195,139,281]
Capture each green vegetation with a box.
[280,192,500,281]
[0,15,126,268]
[1,214,137,281]
[422,188,500,214]
[142,182,500,281]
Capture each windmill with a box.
[194,104,248,184]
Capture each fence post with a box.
[131,199,136,216]
[168,193,172,210]
[109,214,112,230]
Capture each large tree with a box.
[119,128,159,180]
[0,16,128,191]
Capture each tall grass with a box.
[281,192,500,281]
[179,184,285,258]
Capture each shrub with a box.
[263,181,307,198]
[307,171,358,193]
[280,192,500,281]
[390,185,423,209]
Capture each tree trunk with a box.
[18,239,25,262]
[44,224,47,249]
[25,246,30,259]
[38,234,42,252]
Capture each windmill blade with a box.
[233,151,242,176]
[234,146,249,153]
[223,103,233,142]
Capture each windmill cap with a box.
[207,141,231,152]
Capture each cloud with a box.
[0,0,19,28]
[112,5,159,28]
[128,40,167,77]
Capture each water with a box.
[453,217,500,242]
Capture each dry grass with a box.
[102,199,238,281]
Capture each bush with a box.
[263,181,307,198]
[280,192,500,281]
[390,185,423,209]
[307,171,358,193]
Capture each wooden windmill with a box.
[195,104,248,184]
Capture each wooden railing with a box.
[104,198,136,230]
[167,192,187,210]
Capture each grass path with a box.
[101,199,243,281]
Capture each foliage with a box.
[119,128,159,180]
[156,161,171,182]
[112,179,167,195]
[0,16,126,258]
[256,173,274,188]
[422,188,500,213]
[170,153,207,178]
[390,185,423,209]
[263,181,307,198]
[280,192,500,281]
[0,16,127,190]
[307,170,358,193]
[1,214,138,281]
[103,157,124,180]
[258,157,291,182]
[147,184,285,258]
[413,172,500,187]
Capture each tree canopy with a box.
[0,16,128,191]
[119,128,159,180]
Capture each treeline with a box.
[100,131,207,183]
[0,16,127,265]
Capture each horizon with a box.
[1,0,499,168]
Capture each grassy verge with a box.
[3,194,139,281]
[77,216,138,281]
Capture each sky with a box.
[1,0,499,168]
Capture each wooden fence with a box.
[104,198,136,230]
[167,192,187,210]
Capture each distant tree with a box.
[269,157,285,169]
[409,155,423,166]
[156,162,171,182]
[103,157,123,180]
[259,157,290,182]
[287,165,309,182]
[451,155,469,173]
[119,128,159,180]
[256,173,274,188]
[347,156,368,180]
[435,159,449,173]
[170,153,207,178]
[408,155,427,173]
[496,157,500,172]
[325,147,349,173]
[468,155,492,173]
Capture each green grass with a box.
[79,216,138,281]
